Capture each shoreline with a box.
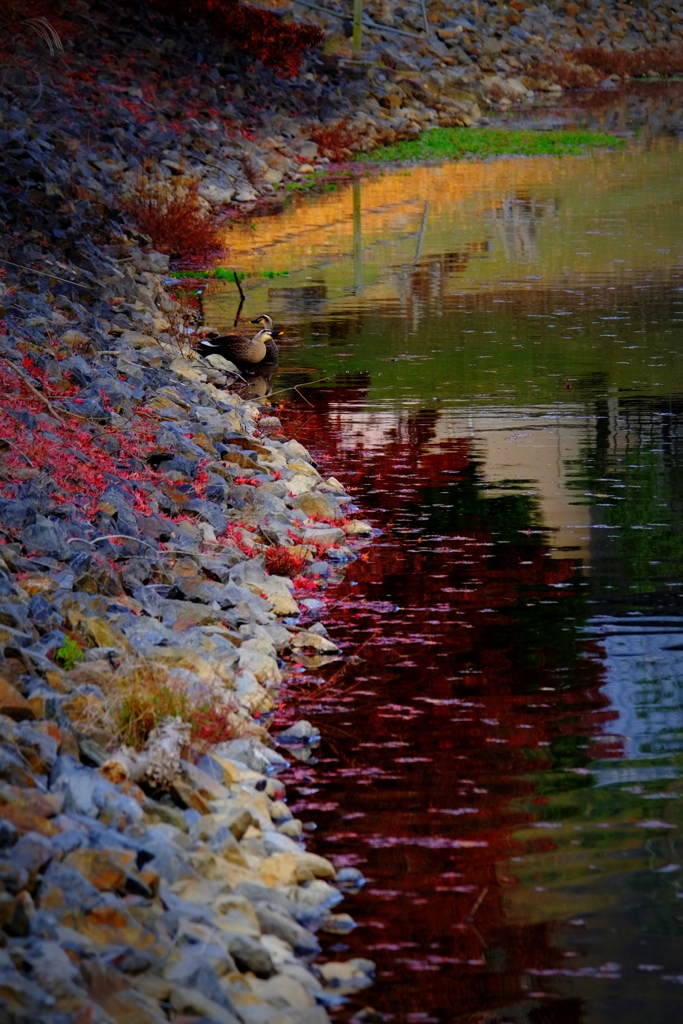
[1,2,681,1019]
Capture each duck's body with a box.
[197,314,280,373]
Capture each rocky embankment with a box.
[0,243,377,1018]
[4,0,683,228]
[0,1,680,1021]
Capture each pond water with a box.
[206,92,683,1024]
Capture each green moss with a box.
[356,126,625,164]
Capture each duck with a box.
[197,314,280,373]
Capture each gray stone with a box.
[228,934,276,978]
[253,903,320,956]
[20,518,71,560]
[0,500,37,529]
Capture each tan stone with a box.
[170,988,238,1024]
[238,647,281,685]
[0,675,35,721]
[0,784,61,837]
[259,850,336,888]
[64,849,128,892]
[170,778,212,814]
[81,616,132,653]
[291,491,340,520]
[60,329,92,350]
[204,753,244,785]
[62,904,157,950]
[285,474,316,497]
[169,355,204,381]
[343,519,373,536]
[246,575,298,617]
[187,850,256,890]
[247,973,316,1009]
[290,631,339,654]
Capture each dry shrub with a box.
[163,286,203,356]
[309,118,358,161]
[120,173,226,260]
[70,658,236,752]
[522,58,599,89]
[527,44,683,91]
[575,44,683,79]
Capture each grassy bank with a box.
[356,126,625,164]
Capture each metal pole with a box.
[353,0,362,56]
[419,0,429,36]
[352,181,363,294]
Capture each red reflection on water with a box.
[274,385,611,1023]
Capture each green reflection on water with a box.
[206,133,683,1022]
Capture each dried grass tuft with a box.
[69,657,237,753]
[120,172,226,261]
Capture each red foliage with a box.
[144,0,324,78]
[0,359,164,515]
[0,357,206,526]
[192,703,235,751]
[264,545,306,578]
[219,522,257,557]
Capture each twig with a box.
[68,534,202,564]
[292,384,315,407]
[418,0,430,36]
[233,293,246,329]
[233,270,246,301]
[267,376,329,398]
[467,885,489,921]
[0,257,90,289]
[313,629,381,695]
[0,439,34,466]
[287,0,427,36]
[3,357,64,422]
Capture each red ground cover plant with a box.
[0,355,168,516]
[264,545,306,578]
[144,0,324,77]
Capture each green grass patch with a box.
[356,127,625,164]
[170,268,290,280]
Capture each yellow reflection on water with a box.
[219,140,683,309]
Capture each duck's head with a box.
[250,314,274,330]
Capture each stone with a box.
[170,986,242,1024]
[63,848,130,893]
[228,934,276,978]
[318,957,376,988]
[319,911,356,934]
[0,675,35,721]
[0,784,61,838]
[253,903,320,956]
[0,892,31,936]
[290,630,339,653]
[343,519,374,536]
[277,720,321,745]
[259,851,336,887]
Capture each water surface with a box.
[206,106,683,1023]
